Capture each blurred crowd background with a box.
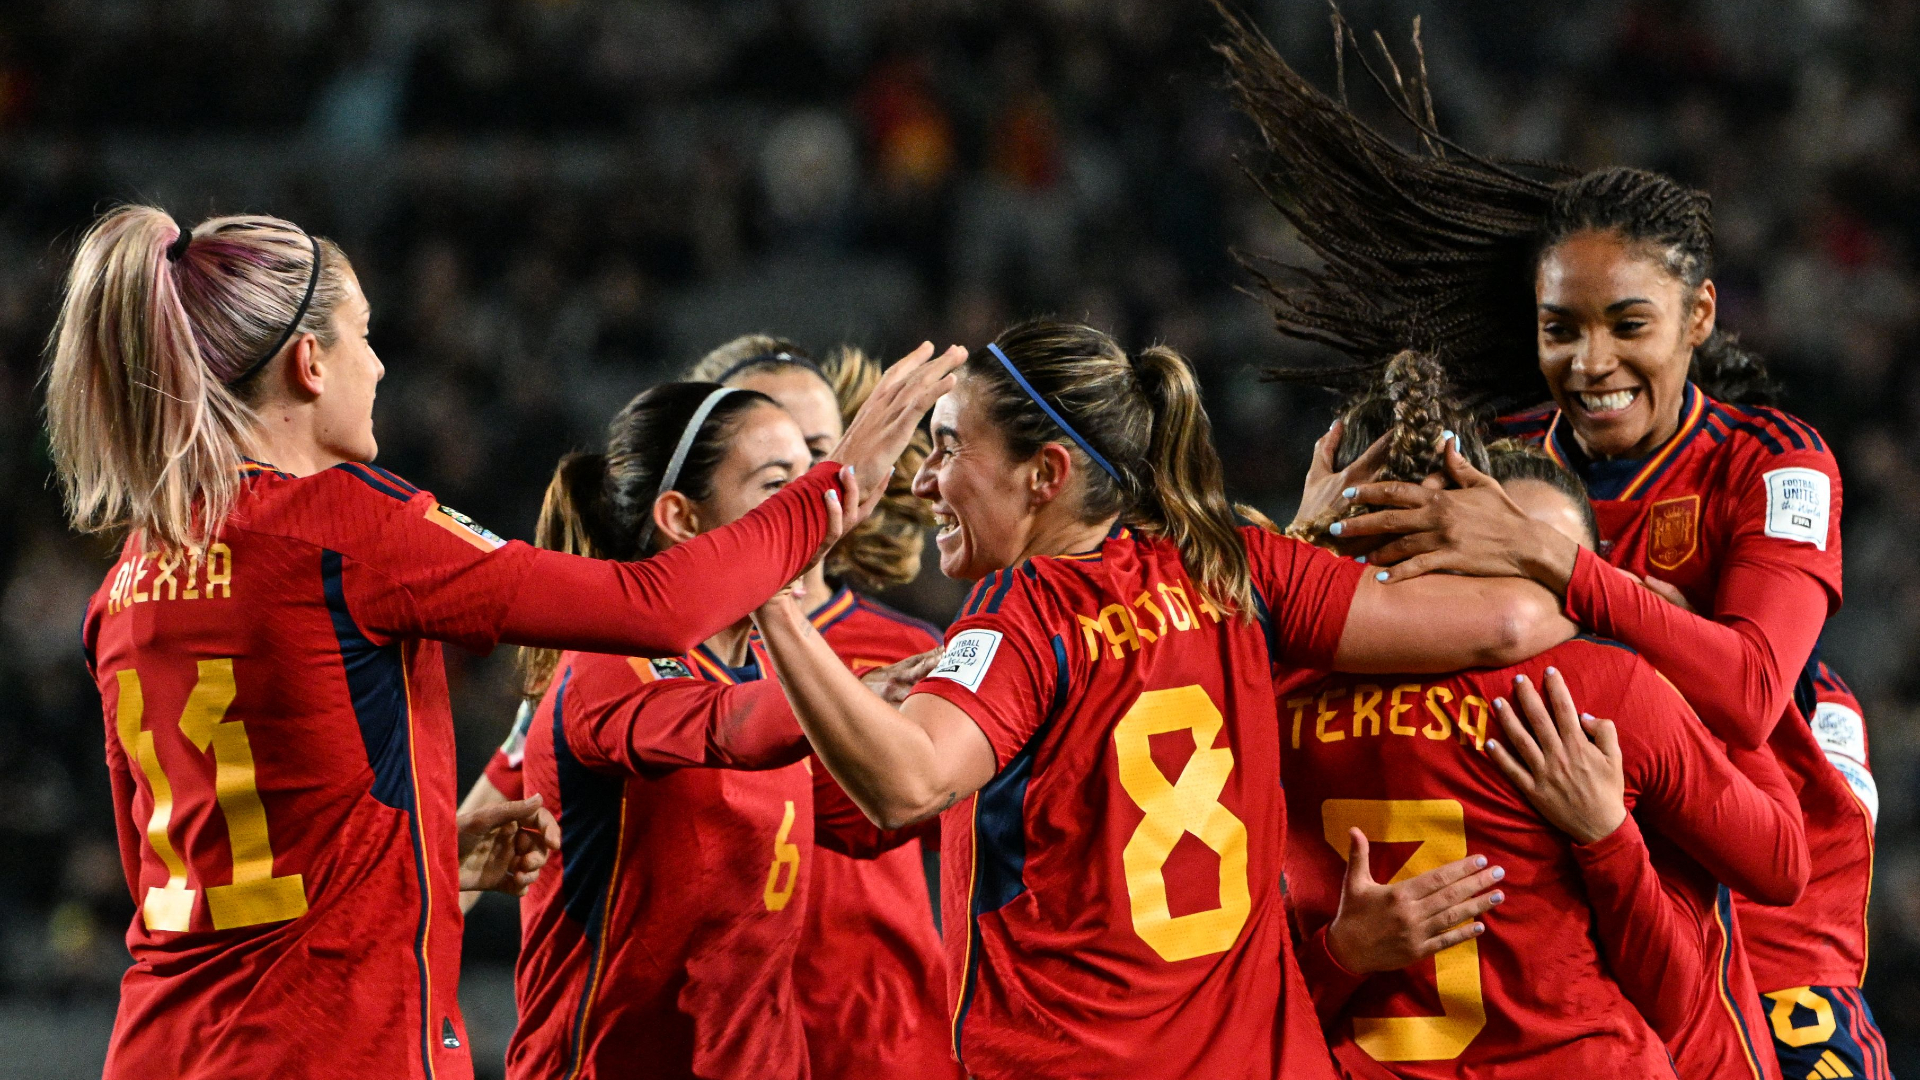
[1,0,1918,1075]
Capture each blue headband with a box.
[987,342,1122,485]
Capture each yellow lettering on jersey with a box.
[1422,686,1455,741]
[1456,696,1490,751]
[1287,696,1313,750]
[107,544,235,613]
[1388,684,1420,736]
[151,553,181,601]
[763,800,800,911]
[1351,684,1383,738]
[1131,590,1168,641]
[1315,690,1344,743]
[114,660,306,933]
[1078,604,1143,659]
[1115,686,1250,962]
[1322,799,1486,1061]
[1156,583,1195,630]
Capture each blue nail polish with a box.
[1375,570,1389,582]
[1329,521,1344,536]
[1342,487,1357,499]
[1473,856,1488,869]
[1442,429,1455,443]
[1491,866,1505,882]
[1354,555,1367,565]
[1546,666,1558,676]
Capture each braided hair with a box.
[1213,3,1778,410]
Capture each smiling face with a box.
[730,366,843,465]
[310,270,384,463]
[655,401,812,545]
[1536,229,1714,460]
[914,375,1042,580]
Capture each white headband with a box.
[638,386,746,549]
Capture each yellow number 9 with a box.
[1321,799,1486,1062]
[1114,685,1251,962]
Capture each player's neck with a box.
[247,405,348,477]
[1019,511,1118,562]
[703,620,754,668]
[799,565,836,617]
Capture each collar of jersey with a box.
[688,640,766,684]
[239,457,291,479]
[808,586,859,631]
[1545,381,1707,501]
[1054,521,1131,562]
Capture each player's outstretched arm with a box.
[754,591,995,830]
[1333,573,1574,673]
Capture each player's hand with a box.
[1338,442,1579,591]
[860,648,943,704]
[1636,574,1695,612]
[1289,419,1389,540]
[1486,668,1626,845]
[457,795,561,896]
[828,342,966,518]
[1324,827,1503,974]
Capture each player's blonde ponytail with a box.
[45,205,348,553]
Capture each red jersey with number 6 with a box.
[507,641,815,1080]
[909,526,1361,1080]
[1503,384,1865,991]
[84,461,538,1080]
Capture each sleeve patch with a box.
[1761,467,1830,550]
[928,629,1003,693]
[427,504,508,551]
[500,699,535,767]
[1826,753,1878,828]
[1809,701,1867,766]
[650,658,694,680]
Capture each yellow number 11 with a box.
[115,660,307,932]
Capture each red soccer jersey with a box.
[1277,637,1802,1080]
[1503,385,1869,991]
[82,459,840,1080]
[507,641,816,1080]
[87,461,539,1080]
[910,526,1361,1080]
[793,588,958,1080]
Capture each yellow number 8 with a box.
[1114,685,1251,962]
[1321,799,1486,1062]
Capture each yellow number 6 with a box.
[1321,799,1486,1062]
[1115,685,1251,962]
[763,800,800,911]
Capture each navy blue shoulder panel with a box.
[321,549,415,810]
[550,669,626,928]
[1570,632,1639,656]
[970,634,1070,916]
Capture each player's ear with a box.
[1029,443,1075,507]
[652,492,702,548]
[278,333,324,401]
[1686,279,1717,348]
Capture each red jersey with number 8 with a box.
[909,526,1361,1080]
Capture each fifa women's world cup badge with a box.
[1647,495,1700,570]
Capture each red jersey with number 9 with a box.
[83,462,536,1080]
[908,526,1360,1080]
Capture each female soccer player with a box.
[508,380,935,1079]
[751,319,1578,1080]
[47,206,957,1080]
[1214,16,1882,1076]
[1276,357,1803,1080]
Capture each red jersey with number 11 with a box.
[910,526,1360,1080]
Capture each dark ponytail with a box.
[518,381,774,696]
[1214,8,1776,409]
[971,319,1252,617]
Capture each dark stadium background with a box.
[1,1,1916,1075]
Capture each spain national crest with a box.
[1647,495,1700,570]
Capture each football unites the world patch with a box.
[1762,467,1830,550]
[426,503,509,551]
[929,629,1002,692]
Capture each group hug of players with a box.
[46,12,1884,1080]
